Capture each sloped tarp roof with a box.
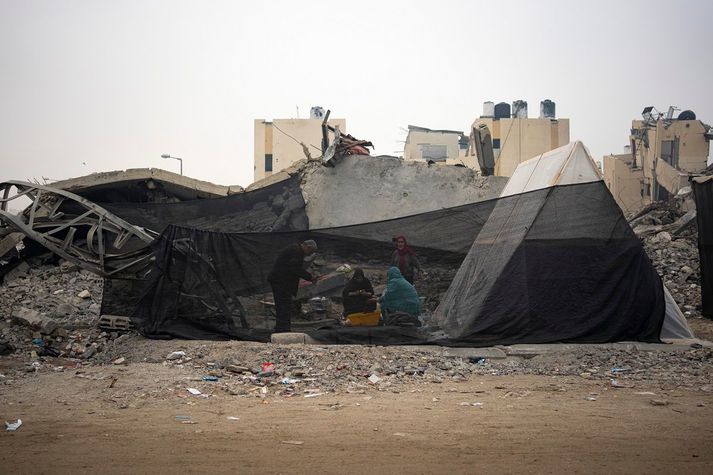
[433,141,693,345]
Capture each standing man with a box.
[268,240,318,332]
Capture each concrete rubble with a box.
[632,188,703,320]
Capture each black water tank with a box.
[677,110,696,120]
[494,102,511,119]
[540,99,556,119]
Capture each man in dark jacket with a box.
[268,240,318,332]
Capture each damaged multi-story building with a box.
[603,106,713,214]
[402,100,570,177]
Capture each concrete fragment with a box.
[11,307,44,328]
[442,347,507,360]
[55,303,75,315]
[3,261,30,283]
[77,289,91,299]
[270,332,320,345]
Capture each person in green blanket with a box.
[379,266,421,317]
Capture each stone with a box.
[55,303,75,315]
[114,334,131,345]
[12,307,44,328]
[77,290,91,299]
[82,346,97,359]
[3,261,30,282]
[650,399,670,406]
[40,318,58,336]
[113,357,126,365]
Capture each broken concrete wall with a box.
[300,155,508,228]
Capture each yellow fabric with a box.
[345,310,381,327]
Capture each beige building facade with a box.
[254,117,346,182]
[470,116,570,177]
[603,110,711,214]
[403,125,468,163]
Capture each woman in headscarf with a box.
[379,267,421,317]
[390,235,421,284]
[342,268,376,317]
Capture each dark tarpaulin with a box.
[63,174,309,234]
[693,177,713,319]
[434,181,666,346]
[128,199,496,341]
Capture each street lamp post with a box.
[160,154,183,175]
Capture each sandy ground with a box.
[2,360,713,475]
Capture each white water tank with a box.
[482,101,495,117]
[310,106,325,120]
[512,100,528,119]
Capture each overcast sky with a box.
[1,0,711,187]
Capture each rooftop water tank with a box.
[512,100,528,119]
[540,100,556,119]
[494,102,511,119]
[310,106,325,120]
[482,101,495,117]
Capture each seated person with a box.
[379,267,421,317]
[342,268,377,317]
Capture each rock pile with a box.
[0,259,109,358]
[631,189,702,318]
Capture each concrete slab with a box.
[270,332,320,345]
[443,347,507,360]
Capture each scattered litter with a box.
[186,388,202,395]
[202,376,219,382]
[281,378,300,384]
[368,374,381,385]
[393,432,409,437]
[5,419,22,431]
[260,362,275,376]
[175,415,192,421]
[635,391,656,396]
[281,440,304,445]
[227,416,240,421]
[611,367,627,373]
[112,357,126,365]
[459,402,484,407]
[166,351,186,361]
[304,393,323,398]
[182,420,197,424]
[584,396,597,401]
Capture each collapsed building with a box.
[603,106,713,215]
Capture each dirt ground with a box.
[2,358,713,474]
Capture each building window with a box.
[265,154,273,172]
[660,139,679,168]
[492,139,501,149]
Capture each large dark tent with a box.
[433,141,693,345]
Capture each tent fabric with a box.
[128,200,496,339]
[500,141,602,197]
[693,176,713,319]
[433,180,666,345]
[73,174,309,233]
[660,286,695,339]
